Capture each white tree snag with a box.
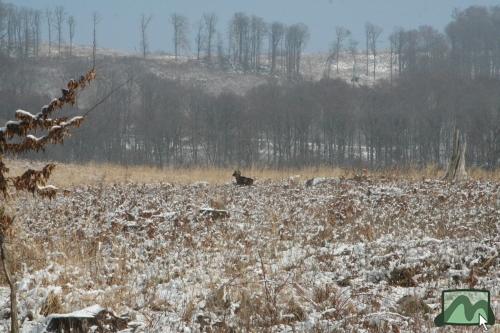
[444,128,467,182]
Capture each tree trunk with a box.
[0,237,18,333]
[444,128,467,182]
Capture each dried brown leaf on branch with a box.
[0,68,96,199]
[0,208,14,237]
[0,160,9,197]
[0,68,96,151]
[11,164,56,194]
[36,185,58,200]
[0,68,97,333]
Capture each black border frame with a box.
[441,289,490,326]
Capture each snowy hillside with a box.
[24,44,392,97]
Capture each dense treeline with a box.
[0,2,42,58]
[85,71,499,169]
[0,55,498,169]
[389,6,500,81]
[0,3,499,169]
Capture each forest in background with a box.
[0,2,499,169]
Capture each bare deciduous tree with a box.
[216,32,227,67]
[349,38,359,82]
[54,6,65,56]
[229,12,249,68]
[328,26,350,76]
[0,3,5,52]
[22,9,29,57]
[249,15,266,71]
[365,22,383,80]
[194,19,204,60]
[32,10,41,57]
[170,13,189,60]
[140,14,152,58]
[92,12,100,68]
[269,22,285,74]
[203,13,217,62]
[389,29,399,84]
[285,23,309,78]
[0,5,41,58]
[67,15,75,56]
[45,8,52,56]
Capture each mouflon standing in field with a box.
[232,170,254,186]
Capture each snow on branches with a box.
[0,68,96,333]
[0,69,95,149]
[0,68,96,200]
[12,164,56,195]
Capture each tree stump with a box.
[45,305,128,332]
[443,128,467,182]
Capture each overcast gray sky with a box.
[8,0,500,54]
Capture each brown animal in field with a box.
[232,170,254,186]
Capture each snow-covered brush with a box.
[0,69,97,333]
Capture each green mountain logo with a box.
[435,289,496,327]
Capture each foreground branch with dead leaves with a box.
[0,69,96,333]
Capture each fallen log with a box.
[44,305,127,333]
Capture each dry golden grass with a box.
[4,159,500,187]
[39,291,64,316]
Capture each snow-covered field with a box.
[1,176,499,332]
